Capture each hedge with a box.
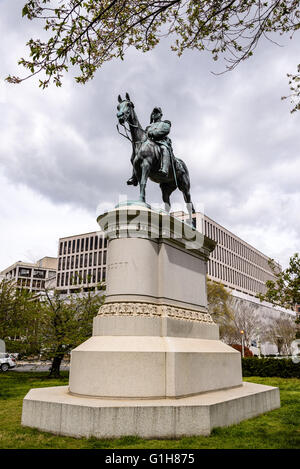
[242,357,300,378]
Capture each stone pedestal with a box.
[22,203,280,438]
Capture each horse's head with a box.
[117,92,135,125]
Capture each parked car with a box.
[0,353,16,371]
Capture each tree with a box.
[7,1,300,111]
[262,316,296,355]
[207,279,233,322]
[40,288,104,377]
[220,297,263,348]
[0,278,41,356]
[258,253,300,310]
[282,65,300,114]
[258,252,300,338]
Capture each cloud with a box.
[0,171,98,271]
[0,0,299,270]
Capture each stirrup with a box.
[158,169,168,177]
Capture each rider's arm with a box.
[149,121,171,140]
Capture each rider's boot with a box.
[158,152,170,177]
[127,174,138,186]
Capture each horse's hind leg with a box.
[178,177,196,227]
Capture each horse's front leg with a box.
[139,160,151,203]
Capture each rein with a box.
[116,123,132,142]
[116,121,145,145]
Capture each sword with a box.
[170,148,178,188]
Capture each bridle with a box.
[116,101,145,144]
[116,122,133,142]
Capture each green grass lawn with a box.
[0,372,299,449]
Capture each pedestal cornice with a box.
[97,203,216,260]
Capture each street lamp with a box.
[240,330,245,358]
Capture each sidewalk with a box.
[13,361,70,372]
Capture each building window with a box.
[78,271,83,284]
[70,273,74,285]
[19,268,31,277]
[33,269,46,279]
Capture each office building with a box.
[56,232,107,294]
[173,211,280,297]
[1,257,57,293]
[56,211,279,298]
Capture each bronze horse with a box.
[117,93,196,225]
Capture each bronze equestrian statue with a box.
[116,93,196,226]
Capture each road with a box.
[12,362,70,372]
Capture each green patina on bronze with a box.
[116,93,196,227]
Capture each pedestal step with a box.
[69,335,242,398]
[22,382,280,438]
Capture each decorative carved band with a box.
[98,302,213,323]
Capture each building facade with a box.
[56,211,279,298]
[56,232,107,293]
[173,211,280,297]
[1,257,57,293]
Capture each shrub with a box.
[242,357,300,378]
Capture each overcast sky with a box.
[0,0,299,271]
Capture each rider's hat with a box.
[150,107,162,123]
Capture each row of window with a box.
[57,268,106,287]
[59,235,107,255]
[205,220,270,270]
[207,260,265,294]
[9,267,53,279]
[17,278,46,289]
[58,251,107,271]
[211,245,273,282]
